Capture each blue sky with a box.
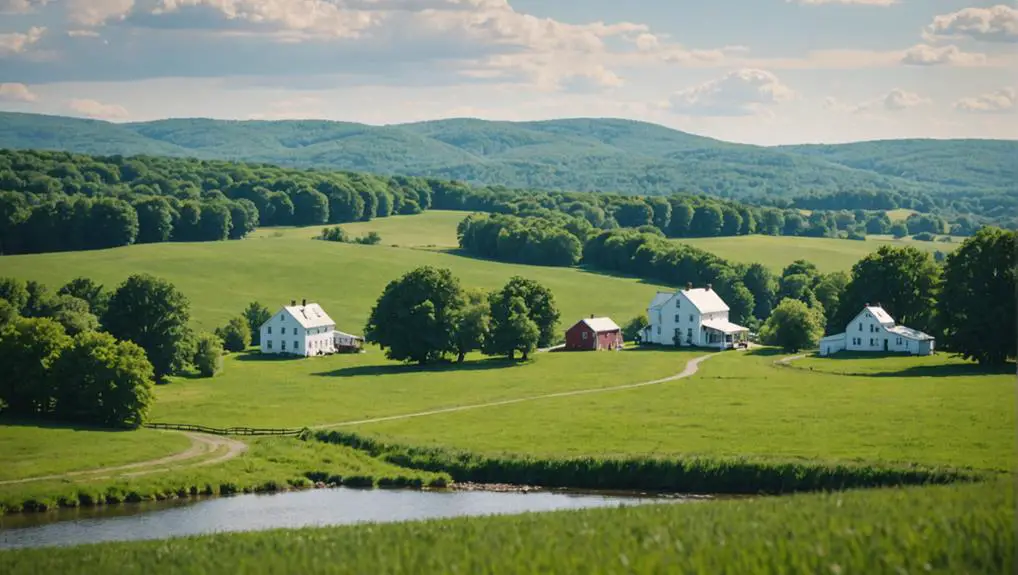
[0,0,1015,144]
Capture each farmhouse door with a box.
[883,339,888,351]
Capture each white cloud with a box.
[67,30,103,38]
[67,0,135,26]
[900,44,986,66]
[954,87,1016,114]
[0,82,37,102]
[925,5,1018,43]
[67,98,130,120]
[0,26,46,57]
[786,0,898,5]
[248,96,326,120]
[669,69,795,117]
[853,89,931,113]
[0,0,50,13]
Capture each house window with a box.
[267,326,272,334]
[689,314,693,322]
[687,328,692,338]
[293,340,298,350]
[267,340,273,349]
[858,323,862,331]
[656,326,661,335]
[896,337,903,345]
[281,327,286,335]
[674,314,680,323]
[281,340,286,350]
[582,331,588,340]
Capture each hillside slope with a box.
[0,112,1014,202]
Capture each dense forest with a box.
[1,113,1013,229]
[2,149,951,256]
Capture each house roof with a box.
[820,333,846,342]
[648,291,674,309]
[281,303,335,329]
[886,325,934,341]
[334,330,364,340]
[577,317,621,333]
[681,288,730,314]
[701,318,748,334]
[863,305,895,325]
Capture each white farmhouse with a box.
[819,304,935,356]
[641,284,749,349]
[260,300,339,357]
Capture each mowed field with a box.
[676,234,959,273]
[0,219,665,333]
[247,211,463,247]
[349,350,1015,471]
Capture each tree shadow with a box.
[234,351,315,363]
[623,344,721,354]
[0,417,135,434]
[865,363,1015,378]
[314,357,528,378]
[745,347,785,358]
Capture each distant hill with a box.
[0,112,1014,205]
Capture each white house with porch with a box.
[260,300,345,357]
[819,304,935,356]
[641,284,749,350]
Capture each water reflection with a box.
[0,487,697,550]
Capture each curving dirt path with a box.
[0,432,248,486]
[315,352,718,430]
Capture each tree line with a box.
[3,148,978,256]
[365,267,560,364]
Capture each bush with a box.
[215,316,251,352]
[193,332,224,377]
[912,232,936,242]
[354,231,382,245]
[319,226,349,242]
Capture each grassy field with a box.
[0,227,665,332]
[676,234,959,273]
[347,350,1014,471]
[247,211,464,247]
[0,436,449,514]
[152,348,702,428]
[0,480,1009,574]
[886,208,918,221]
[0,424,190,482]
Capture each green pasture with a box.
[349,350,1014,471]
[0,424,190,482]
[675,234,959,273]
[0,228,665,332]
[247,211,465,247]
[886,208,919,221]
[0,436,447,514]
[153,348,703,428]
[0,480,1009,574]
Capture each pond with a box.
[0,487,707,550]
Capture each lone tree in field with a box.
[938,227,1017,366]
[760,298,825,353]
[451,289,490,363]
[243,302,272,346]
[216,316,251,352]
[103,274,192,382]
[492,276,559,348]
[193,332,224,377]
[365,266,463,365]
[832,245,940,335]
[486,295,540,360]
[51,331,155,428]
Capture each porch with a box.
[702,319,750,350]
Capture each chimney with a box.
[706,283,712,291]
[302,299,307,307]
[290,299,296,306]
[686,282,692,291]
[865,302,870,307]
[590,314,595,319]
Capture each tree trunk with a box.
[457,352,465,363]
[521,349,529,361]
[508,350,515,360]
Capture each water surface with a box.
[0,487,698,550]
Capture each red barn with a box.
[565,316,623,351]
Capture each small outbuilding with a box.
[565,316,623,351]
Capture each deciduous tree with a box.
[760,298,825,353]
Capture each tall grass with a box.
[0,481,1009,574]
[315,431,986,494]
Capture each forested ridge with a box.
[1,112,1013,228]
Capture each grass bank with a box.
[0,423,191,482]
[0,480,1009,574]
[315,430,983,495]
[0,437,448,515]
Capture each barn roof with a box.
[282,303,335,329]
[578,317,621,333]
[681,288,730,314]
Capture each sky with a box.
[0,0,1016,145]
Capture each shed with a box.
[565,316,623,351]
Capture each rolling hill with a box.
[0,112,1014,204]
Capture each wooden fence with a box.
[145,422,304,436]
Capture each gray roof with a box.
[886,325,934,341]
[579,317,621,333]
[282,303,335,329]
[864,305,895,325]
[701,318,748,334]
